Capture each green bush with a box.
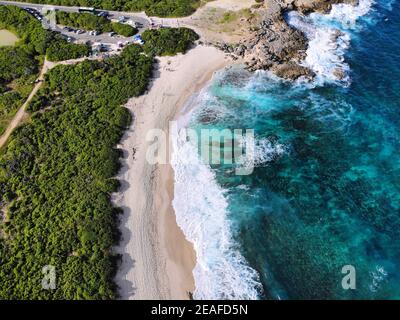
[0,92,23,117]
[26,87,52,113]
[141,27,199,56]
[0,47,37,83]
[46,40,91,61]
[125,0,199,17]
[57,11,112,32]
[111,22,137,37]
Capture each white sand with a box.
[113,45,230,299]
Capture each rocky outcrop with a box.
[245,1,311,79]
[235,0,313,80]
[281,0,358,13]
[213,0,356,80]
[271,62,313,79]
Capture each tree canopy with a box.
[142,27,199,56]
[56,12,138,37]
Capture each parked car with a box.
[97,11,108,18]
[109,32,116,37]
[99,44,109,52]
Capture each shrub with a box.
[46,40,91,61]
[141,27,199,56]
[111,22,137,37]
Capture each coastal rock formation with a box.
[271,61,312,79]
[231,0,312,80]
[244,0,311,79]
[214,0,356,80]
[281,0,358,13]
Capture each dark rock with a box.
[333,68,346,80]
[286,0,358,14]
[271,62,314,80]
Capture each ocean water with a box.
[172,0,400,299]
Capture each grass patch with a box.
[219,11,238,24]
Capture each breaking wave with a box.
[287,0,374,85]
[171,123,262,299]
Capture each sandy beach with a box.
[113,45,229,299]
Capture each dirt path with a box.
[0,56,102,150]
[0,60,49,149]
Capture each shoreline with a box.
[113,45,230,299]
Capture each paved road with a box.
[0,0,151,46]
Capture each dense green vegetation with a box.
[0,41,37,134]
[12,0,202,17]
[0,80,35,135]
[111,22,137,37]
[46,41,91,61]
[0,47,37,84]
[56,12,137,37]
[0,44,153,299]
[0,5,89,135]
[142,27,199,56]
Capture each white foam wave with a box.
[287,0,374,85]
[254,138,287,166]
[171,124,262,300]
[287,11,351,84]
[321,0,375,28]
[237,135,287,170]
[369,265,388,292]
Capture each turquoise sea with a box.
[172,0,400,299]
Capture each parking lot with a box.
[0,1,151,52]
